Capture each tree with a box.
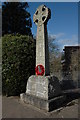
[2,2,32,36]
[2,34,36,96]
[48,34,62,80]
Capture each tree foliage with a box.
[50,54,62,72]
[2,2,32,36]
[48,35,58,53]
[2,34,35,96]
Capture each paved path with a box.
[0,95,2,120]
[2,96,78,118]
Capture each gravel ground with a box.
[2,96,78,118]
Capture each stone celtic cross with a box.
[21,5,61,111]
[33,5,51,75]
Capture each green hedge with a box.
[2,34,35,96]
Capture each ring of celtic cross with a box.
[33,5,51,26]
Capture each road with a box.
[2,96,78,118]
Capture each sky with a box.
[0,1,78,51]
[27,2,78,51]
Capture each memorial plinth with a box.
[20,75,62,111]
[20,5,62,112]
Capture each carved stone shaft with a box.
[33,5,51,75]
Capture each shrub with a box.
[2,34,35,96]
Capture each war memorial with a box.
[20,5,65,112]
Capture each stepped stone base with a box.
[20,93,66,112]
[20,75,63,111]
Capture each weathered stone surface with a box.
[33,5,51,75]
[20,93,66,112]
[20,75,62,111]
[33,5,51,26]
[26,75,61,100]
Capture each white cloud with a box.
[48,32,65,41]
[54,33,65,39]
[48,34,56,41]
[48,33,78,51]
[57,34,78,51]
[59,35,78,45]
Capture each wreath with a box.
[35,65,45,76]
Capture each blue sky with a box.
[27,2,78,51]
